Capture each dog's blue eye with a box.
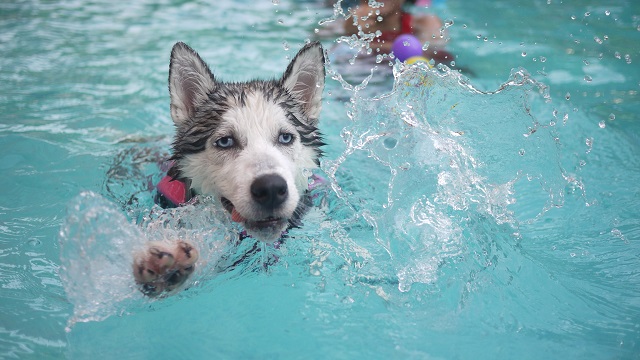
[278,133,293,144]
[215,136,235,148]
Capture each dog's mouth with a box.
[220,197,287,232]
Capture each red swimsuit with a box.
[376,12,414,43]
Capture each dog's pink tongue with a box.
[231,208,246,223]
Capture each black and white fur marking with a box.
[167,41,325,242]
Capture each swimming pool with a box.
[1,0,639,358]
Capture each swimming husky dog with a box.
[132,41,326,295]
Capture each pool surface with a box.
[1,0,639,358]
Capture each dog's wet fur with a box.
[133,41,325,296]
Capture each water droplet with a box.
[625,54,632,64]
[383,137,398,149]
[585,137,593,149]
[421,42,430,51]
[594,36,602,44]
[571,15,576,20]
[377,16,383,22]
[450,60,456,67]
[565,92,571,100]
[278,18,284,25]
[463,24,467,29]
[521,51,527,57]
[599,120,606,128]
[282,41,289,51]
[314,28,319,33]
[609,113,616,121]
[611,228,622,238]
[605,10,610,16]
[615,51,621,59]
[584,75,593,82]
[540,56,547,62]
[27,238,42,247]
[476,34,482,39]
[584,11,591,17]
[603,35,609,41]
[444,19,454,28]
[341,296,355,304]
[518,149,525,156]
[583,59,590,65]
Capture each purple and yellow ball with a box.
[392,34,423,62]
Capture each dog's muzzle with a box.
[250,174,288,211]
[220,174,292,238]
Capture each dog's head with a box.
[167,41,325,242]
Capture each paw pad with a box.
[132,240,199,296]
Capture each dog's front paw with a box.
[132,240,198,296]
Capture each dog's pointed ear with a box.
[168,42,216,126]
[281,42,325,123]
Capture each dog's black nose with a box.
[251,174,288,210]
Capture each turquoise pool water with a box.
[1,0,639,358]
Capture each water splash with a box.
[59,192,145,330]
[323,64,569,292]
[59,191,235,330]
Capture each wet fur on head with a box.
[166,41,325,241]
